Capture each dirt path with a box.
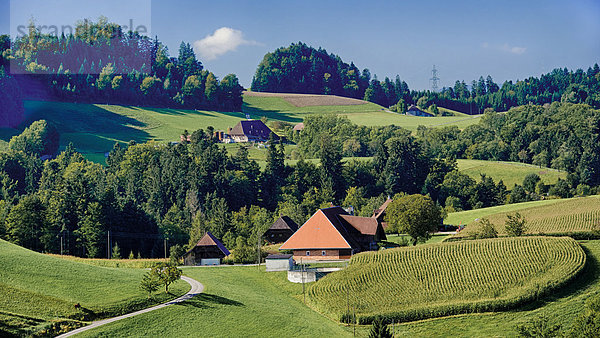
[56,276,204,337]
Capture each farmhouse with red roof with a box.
[279,206,386,260]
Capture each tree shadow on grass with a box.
[176,293,244,309]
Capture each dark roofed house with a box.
[229,120,279,143]
[183,232,230,266]
[406,105,434,117]
[264,216,299,244]
[279,206,386,260]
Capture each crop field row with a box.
[455,195,600,238]
[308,237,585,324]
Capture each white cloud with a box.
[482,42,526,55]
[193,27,260,61]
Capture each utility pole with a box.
[164,238,167,259]
[257,228,261,270]
[301,258,305,304]
[60,234,63,256]
[107,230,110,259]
[430,65,440,93]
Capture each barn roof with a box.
[292,122,304,131]
[229,120,279,140]
[339,215,380,236]
[191,232,230,256]
[279,207,363,250]
[372,198,392,220]
[268,216,299,232]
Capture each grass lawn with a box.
[457,159,566,188]
[76,266,353,337]
[0,240,188,336]
[345,111,482,130]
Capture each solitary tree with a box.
[140,271,161,299]
[385,194,442,245]
[505,212,527,237]
[474,218,498,239]
[151,262,182,293]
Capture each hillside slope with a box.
[453,195,600,239]
[0,240,186,336]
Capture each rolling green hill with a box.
[457,159,566,188]
[0,240,187,336]
[0,95,482,163]
[75,266,352,337]
[453,195,600,239]
[308,237,585,324]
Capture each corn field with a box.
[308,237,585,324]
[456,196,600,239]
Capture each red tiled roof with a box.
[279,207,354,250]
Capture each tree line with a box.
[251,42,600,113]
[0,17,243,112]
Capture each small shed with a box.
[183,232,231,266]
[265,254,294,271]
[264,216,299,244]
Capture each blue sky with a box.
[1,0,599,90]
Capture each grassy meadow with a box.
[0,94,483,163]
[457,159,566,188]
[75,266,352,337]
[0,240,188,336]
[308,237,585,324]
[454,195,600,239]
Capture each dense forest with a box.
[251,42,600,113]
[0,18,244,113]
[1,101,598,259]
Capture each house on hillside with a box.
[264,216,299,244]
[182,232,230,266]
[279,206,386,260]
[292,122,304,132]
[406,105,434,117]
[228,120,280,143]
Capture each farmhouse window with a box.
[321,250,326,256]
[306,251,310,256]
